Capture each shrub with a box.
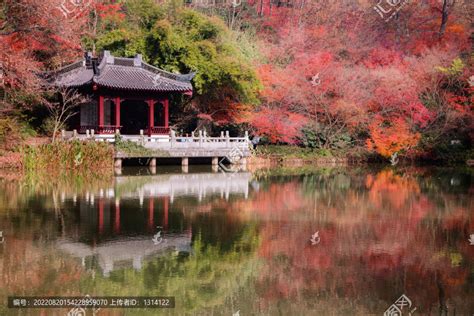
[0,117,24,151]
[300,124,352,150]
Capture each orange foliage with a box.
[366,116,421,158]
[365,169,423,213]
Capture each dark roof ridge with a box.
[52,60,84,76]
[52,51,196,83]
[97,54,107,71]
[141,62,196,82]
[50,51,195,93]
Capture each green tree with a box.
[87,0,260,132]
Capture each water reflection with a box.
[116,172,250,201]
[55,171,251,278]
[57,233,192,277]
[0,166,472,315]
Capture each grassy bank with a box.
[254,145,473,165]
[23,140,114,171]
[254,145,368,162]
[256,145,336,159]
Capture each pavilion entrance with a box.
[120,100,148,135]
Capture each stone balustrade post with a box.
[114,158,122,168]
[171,130,176,148]
[182,157,189,166]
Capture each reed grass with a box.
[23,140,114,171]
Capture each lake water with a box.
[0,166,472,315]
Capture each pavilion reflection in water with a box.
[57,172,252,277]
[57,234,192,277]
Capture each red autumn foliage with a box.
[1,0,87,107]
[249,107,307,144]
[245,0,472,154]
[0,0,471,158]
[96,3,126,23]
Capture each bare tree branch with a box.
[44,87,89,142]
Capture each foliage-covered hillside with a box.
[0,0,472,163]
[246,0,472,161]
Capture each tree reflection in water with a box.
[0,167,472,315]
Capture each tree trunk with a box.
[230,5,236,30]
[437,270,448,315]
[439,0,452,38]
[52,116,61,143]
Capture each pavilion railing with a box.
[161,130,251,150]
[79,125,119,134]
[79,126,170,135]
[150,127,170,134]
[62,129,252,150]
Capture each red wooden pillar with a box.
[148,198,154,231]
[115,97,121,130]
[98,95,104,133]
[148,99,155,136]
[164,98,169,128]
[98,198,104,234]
[163,197,169,231]
[114,199,120,234]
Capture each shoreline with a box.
[0,142,472,172]
[1,152,472,172]
[1,154,472,178]
[247,155,351,170]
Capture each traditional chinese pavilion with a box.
[52,51,195,136]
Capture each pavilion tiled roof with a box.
[52,51,195,93]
